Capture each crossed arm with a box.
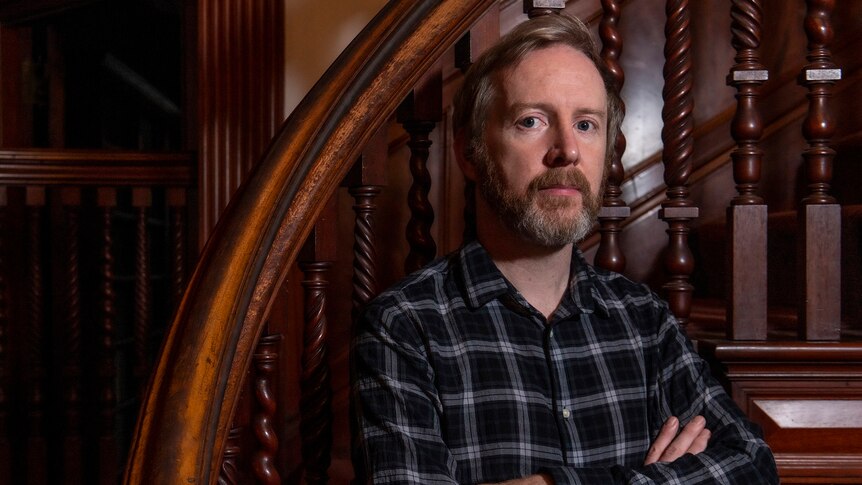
[352,295,778,484]
[488,415,712,485]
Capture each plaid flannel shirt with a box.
[352,241,777,484]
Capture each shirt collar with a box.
[458,240,511,309]
[458,240,610,319]
[565,247,611,318]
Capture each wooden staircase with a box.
[128,0,862,483]
[1,0,861,483]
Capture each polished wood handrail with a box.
[0,148,195,186]
[123,1,494,483]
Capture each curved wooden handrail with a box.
[123,1,494,483]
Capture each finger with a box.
[687,427,711,455]
[659,415,707,462]
[644,416,678,465]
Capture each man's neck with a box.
[479,231,574,320]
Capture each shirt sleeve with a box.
[541,300,779,484]
[351,300,460,485]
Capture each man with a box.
[351,13,778,484]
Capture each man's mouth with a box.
[538,184,581,195]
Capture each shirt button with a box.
[562,408,571,419]
[549,329,554,339]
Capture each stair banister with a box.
[123,1,495,483]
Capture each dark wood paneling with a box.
[197,0,285,246]
[700,341,862,483]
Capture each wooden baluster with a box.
[25,186,47,485]
[660,0,698,328]
[96,187,118,484]
[726,0,768,340]
[0,187,10,481]
[218,426,244,485]
[299,196,337,485]
[523,0,565,18]
[251,333,283,485]
[345,128,387,322]
[168,187,188,312]
[455,7,500,243]
[60,188,83,483]
[133,188,152,390]
[798,0,841,340]
[397,70,442,274]
[596,0,630,273]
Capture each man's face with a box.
[474,44,607,247]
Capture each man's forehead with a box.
[496,47,605,94]
[492,64,608,116]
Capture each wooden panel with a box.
[197,0,285,247]
[700,340,862,482]
[752,399,862,453]
[0,25,32,146]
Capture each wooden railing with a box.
[0,148,194,484]
[125,0,862,484]
[123,1,496,483]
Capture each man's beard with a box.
[475,148,603,247]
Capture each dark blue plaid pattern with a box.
[352,241,777,484]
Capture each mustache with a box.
[527,168,593,195]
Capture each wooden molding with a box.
[0,148,194,186]
[700,340,862,482]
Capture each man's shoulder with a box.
[581,259,656,301]
[362,252,462,322]
[574,258,669,324]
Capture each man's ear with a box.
[454,131,479,182]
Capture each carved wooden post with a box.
[397,70,442,274]
[0,187,9,481]
[218,426,244,485]
[252,333,283,485]
[344,128,387,322]
[133,188,152,390]
[454,7,500,243]
[168,187,188,312]
[299,196,337,485]
[25,186,46,485]
[96,187,118,485]
[660,0,698,328]
[523,0,565,18]
[798,0,841,340]
[596,0,630,273]
[60,188,83,483]
[726,0,768,340]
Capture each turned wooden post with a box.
[219,427,244,485]
[798,0,841,341]
[299,196,337,485]
[251,333,283,485]
[596,0,630,273]
[454,7,501,243]
[132,188,153,391]
[726,0,768,339]
[60,188,83,483]
[0,187,9,482]
[25,186,47,485]
[523,0,565,18]
[344,128,387,322]
[397,70,442,274]
[96,187,118,485]
[660,0,698,328]
[168,187,188,313]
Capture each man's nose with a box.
[544,125,579,167]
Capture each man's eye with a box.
[519,117,539,128]
[576,120,594,131]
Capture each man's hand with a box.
[482,473,553,485]
[644,415,711,465]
